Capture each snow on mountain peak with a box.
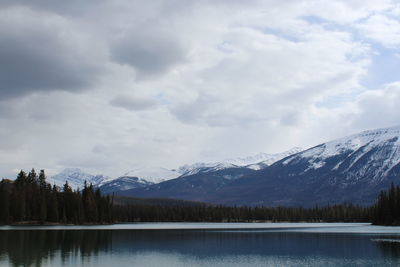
[224,147,303,169]
[178,148,303,174]
[49,148,305,189]
[286,125,400,177]
[122,166,181,183]
[48,168,111,189]
[300,125,400,160]
[178,162,238,176]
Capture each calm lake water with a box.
[1,223,400,266]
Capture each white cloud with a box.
[350,82,400,128]
[0,0,399,178]
[110,95,157,111]
[356,14,400,48]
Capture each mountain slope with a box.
[177,147,303,175]
[120,167,256,202]
[209,125,400,206]
[122,167,182,183]
[48,168,111,189]
[102,148,303,194]
[224,147,303,170]
[121,125,400,207]
[99,176,153,194]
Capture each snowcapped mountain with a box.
[177,162,238,177]
[283,126,400,180]
[178,148,303,175]
[48,148,305,194]
[99,176,153,194]
[121,125,400,207]
[227,147,303,170]
[212,125,400,206]
[48,168,111,189]
[121,166,256,201]
[122,167,182,183]
[114,149,303,185]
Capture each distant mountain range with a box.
[121,125,400,206]
[48,148,303,192]
[48,125,400,207]
[48,168,111,189]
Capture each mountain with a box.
[48,148,308,195]
[99,148,304,194]
[48,168,111,189]
[97,167,182,194]
[114,148,303,198]
[49,168,156,193]
[226,147,303,170]
[177,162,239,177]
[122,167,181,183]
[177,147,303,175]
[209,125,400,206]
[121,125,400,207]
[99,176,153,194]
[120,167,256,202]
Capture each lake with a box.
[0,223,400,266]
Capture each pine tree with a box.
[0,180,10,224]
[48,185,59,222]
[38,170,46,190]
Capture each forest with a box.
[0,169,397,225]
[0,169,113,224]
[372,183,400,225]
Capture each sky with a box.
[0,0,400,178]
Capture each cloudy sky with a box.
[0,0,399,178]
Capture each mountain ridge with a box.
[49,148,302,191]
[122,125,400,206]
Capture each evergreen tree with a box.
[48,185,59,222]
[0,180,10,224]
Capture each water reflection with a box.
[373,238,400,259]
[0,230,112,266]
[0,229,399,266]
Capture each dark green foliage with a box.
[0,169,113,225]
[372,183,400,225]
[112,202,371,223]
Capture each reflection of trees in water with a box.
[374,238,400,259]
[0,230,112,266]
[1,230,399,266]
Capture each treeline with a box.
[0,169,113,224]
[113,203,371,223]
[372,183,400,225]
[0,169,399,225]
[112,184,400,225]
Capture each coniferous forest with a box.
[372,183,400,226]
[0,169,113,224]
[0,169,398,225]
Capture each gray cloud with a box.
[110,95,157,111]
[170,93,265,127]
[0,7,101,100]
[0,0,103,15]
[111,30,187,76]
